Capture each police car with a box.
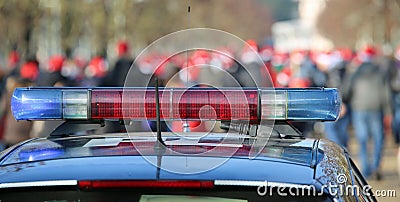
[0,86,375,201]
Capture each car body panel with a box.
[0,130,368,201]
[0,133,343,187]
[0,155,315,184]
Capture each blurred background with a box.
[0,0,400,201]
[1,0,399,63]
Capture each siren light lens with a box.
[11,87,340,121]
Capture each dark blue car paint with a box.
[0,133,371,201]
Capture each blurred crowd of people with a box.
[1,40,400,180]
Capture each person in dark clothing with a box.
[323,49,353,148]
[36,55,68,87]
[100,41,134,87]
[389,47,400,146]
[99,41,144,133]
[342,47,392,179]
[291,51,326,137]
[387,46,400,179]
[0,63,37,149]
[0,50,21,100]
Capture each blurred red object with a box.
[259,45,274,61]
[394,45,400,61]
[357,45,377,61]
[20,62,39,81]
[8,51,20,68]
[48,55,65,72]
[337,48,353,62]
[288,77,310,88]
[362,45,377,56]
[191,50,211,65]
[117,41,129,57]
[244,39,258,52]
[86,57,108,78]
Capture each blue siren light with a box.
[260,88,341,121]
[11,89,63,120]
[11,87,341,122]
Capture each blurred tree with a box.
[0,1,42,58]
[0,0,274,62]
[262,0,298,21]
[317,0,400,48]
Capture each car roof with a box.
[0,132,349,187]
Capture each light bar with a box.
[11,87,340,121]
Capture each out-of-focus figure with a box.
[84,55,108,86]
[389,47,400,144]
[237,40,271,87]
[30,55,67,138]
[259,45,277,86]
[288,50,318,137]
[100,41,133,87]
[388,46,400,180]
[60,49,84,86]
[36,55,67,87]
[273,52,290,87]
[322,48,353,148]
[0,50,21,150]
[100,41,144,133]
[0,60,39,149]
[0,50,20,99]
[343,46,392,179]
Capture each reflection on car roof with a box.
[0,133,319,167]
